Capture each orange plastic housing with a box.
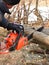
[5,32,28,50]
[16,37,28,50]
[5,32,18,49]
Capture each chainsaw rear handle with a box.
[9,30,24,51]
[9,31,21,51]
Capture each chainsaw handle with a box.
[9,31,23,51]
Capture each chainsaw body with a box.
[5,32,28,50]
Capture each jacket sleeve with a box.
[0,11,24,33]
[0,11,8,28]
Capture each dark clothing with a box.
[0,0,3,2]
[0,2,11,15]
[0,1,24,33]
[0,2,11,28]
[0,1,10,27]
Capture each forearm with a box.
[0,16,24,33]
[0,11,24,33]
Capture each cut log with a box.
[33,31,49,49]
[24,25,49,49]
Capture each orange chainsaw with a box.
[0,26,44,54]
